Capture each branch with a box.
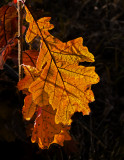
[17,0,23,81]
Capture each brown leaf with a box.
[0,5,17,48]
[31,105,62,149]
[0,38,18,69]
[23,50,39,67]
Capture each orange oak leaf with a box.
[22,94,37,121]
[17,63,49,106]
[29,38,99,125]
[17,65,39,91]
[17,61,48,97]
[19,81,70,148]
[22,93,49,121]
[23,6,100,125]
[18,6,100,149]
[31,105,68,149]
[53,127,71,146]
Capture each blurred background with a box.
[0,0,124,160]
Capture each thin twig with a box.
[18,0,23,81]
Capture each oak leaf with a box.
[31,104,70,149]
[53,127,71,146]
[19,88,70,148]
[29,37,99,125]
[22,94,37,121]
[17,65,39,91]
[21,6,99,125]
[17,6,100,148]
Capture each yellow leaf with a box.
[25,6,54,43]
[22,94,36,120]
[29,38,99,124]
[18,6,100,148]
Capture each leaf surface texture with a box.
[17,5,100,148]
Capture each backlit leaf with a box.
[22,94,37,121]
[24,7,99,124]
[53,127,71,146]
[31,105,62,149]
[25,6,54,43]
[18,6,100,148]
[29,37,99,124]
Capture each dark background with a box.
[0,0,124,160]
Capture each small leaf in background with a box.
[0,5,18,69]
[0,5,17,48]
[0,4,27,69]
[0,38,18,69]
